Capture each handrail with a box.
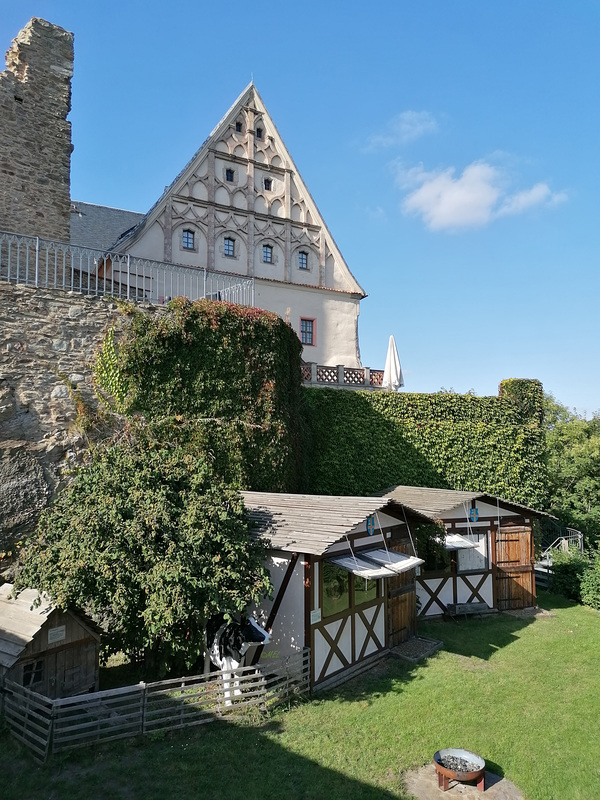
[0,229,254,306]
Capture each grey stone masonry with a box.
[0,18,73,242]
[0,283,123,551]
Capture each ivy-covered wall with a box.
[95,298,304,493]
[302,379,546,508]
[96,300,546,508]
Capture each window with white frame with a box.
[298,251,308,270]
[224,237,235,257]
[263,177,272,191]
[182,229,195,250]
[300,318,314,345]
[262,244,273,263]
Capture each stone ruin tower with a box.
[0,18,73,242]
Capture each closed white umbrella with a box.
[382,335,404,390]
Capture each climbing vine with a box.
[301,379,547,507]
[93,298,304,491]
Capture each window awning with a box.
[328,548,424,579]
[329,554,395,579]
[358,548,424,574]
[443,533,478,550]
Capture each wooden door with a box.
[494,525,535,611]
[388,584,416,645]
[387,541,417,645]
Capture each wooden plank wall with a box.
[1,648,310,761]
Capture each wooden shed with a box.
[242,492,429,689]
[0,585,100,699]
[381,486,550,616]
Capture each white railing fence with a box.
[1,648,310,761]
[0,230,254,307]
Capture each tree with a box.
[14,424,271,678]
[544,394,600,544]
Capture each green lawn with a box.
[2,591,599,800]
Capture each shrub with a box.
[580,552,600,610]
[550,548,589,601]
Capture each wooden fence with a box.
[1,648,310,761]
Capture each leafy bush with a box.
[580,552,600,610]
[15,423,272,678]
[550,548,590,601]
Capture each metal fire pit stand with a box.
[434,748,486,792]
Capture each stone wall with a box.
[0,18,73,242]
[0,284,124,552]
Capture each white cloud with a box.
[365,205,388,222]
[398,160,567,231]
[366,111,438,150]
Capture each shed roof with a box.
[242,491,429,556]
[379,485,552,520]
[0,585,102,671]
[0,584,54,670]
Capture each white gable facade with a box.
[116,84,365,367]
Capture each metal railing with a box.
[540,528,584,561]
[0,230,254,307]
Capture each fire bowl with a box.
[433,748,486,792]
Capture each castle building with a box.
[98,84,366,367]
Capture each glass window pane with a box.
[322,562,349,617]
[354,577,377,605]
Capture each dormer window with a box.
[262,244,273,263]
[256,127,263,139]
[225,168,235,182]
[298,251,308,270]
[235,121,242,132]
[263,178,272,191]
[182,230,195,250]
[224,237,235,257]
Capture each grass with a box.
[2,591,599,800]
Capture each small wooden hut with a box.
[242,492,429,689]
[381,486,551,615]
[0,585,101,699]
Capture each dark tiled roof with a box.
[70,202,144,251]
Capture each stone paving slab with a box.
[403,765,524,800]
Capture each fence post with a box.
[45,698,55,762]
[337,365,344,386]
[35,237,40,287]
[140,682,146,736]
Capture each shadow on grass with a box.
[536,588,579,611]
[1,716,407,800]
[318,653,433,705]
[418,614,536,661]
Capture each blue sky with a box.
[2,2,598,413]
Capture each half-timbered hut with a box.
[381,486,550,616]
[0,585,100,699]
[242,492,429,689]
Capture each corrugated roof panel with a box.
[242,491,426,555]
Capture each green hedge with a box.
[301,379,546,507]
